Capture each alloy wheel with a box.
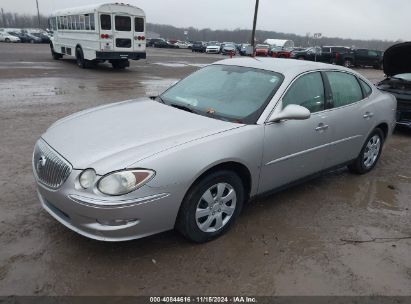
[363,135,381,168]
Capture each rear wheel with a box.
[75,47,90,69]
[344,59,352,68]
[111,59,129,69]
[5,38,10,43]
[176,170,245,243]
[348,128,384,174]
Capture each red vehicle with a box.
[270,46,292,58]
[254,44,270,57]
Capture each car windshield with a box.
[256,45,269,49]
[393,73,411,81]
[160,65,283,124]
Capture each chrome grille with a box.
[33,139,72,189]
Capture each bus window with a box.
[100,14,111,30]
[70,15,75,30]
[75,15,80,30]
[90,13,95,30]
[79,15,85,30]
[135,17,144,32]
[85,14,90,30]
[115,16,131,31]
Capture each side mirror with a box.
[268,104,311,123]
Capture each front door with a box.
[259,72,331,193]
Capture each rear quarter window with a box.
[100,14,111,30]
[359,79,372,97]
[135,17,144,32]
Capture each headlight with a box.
[97,169,155,196]
[79,169,97,189]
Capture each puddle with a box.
[364,179,409,216]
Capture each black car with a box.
[340,48,383,69]
[147,38,165,47]
[377,42,411,129]
[290,47,337,64]
[31,32,50,43]
[7,31,36,43]
[191,42,206,53]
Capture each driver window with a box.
[282,72,325,113]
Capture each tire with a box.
[348,128,385,174]
[297,56,305,60]
[30,39,35,44]
[344,59,352,68]
[75,47,89,69]
[176,170,245,243]
[111,59,129,69]
[5,38,10,43]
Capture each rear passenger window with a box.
[100,14,111,30]
[282,72,325,113]
[135,17,144,32]
[326,72,363,107]
[359,79,372,97]
[115,16,131,31]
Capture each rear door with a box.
[113,14,133,52]
[322,71,375,168]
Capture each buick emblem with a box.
[37,155,47,171]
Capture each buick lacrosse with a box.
[33,58,396,243]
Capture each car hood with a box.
[42,98,242,173]
[383,42,411,76]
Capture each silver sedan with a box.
[33,58,397,243]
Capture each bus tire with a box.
[75,47,89,69]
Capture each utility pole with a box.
[250,0,259,53]
[35,0,41,27]
[1,8,5,27]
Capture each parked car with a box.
[192,41,206,53]
[147,38,165,47]
[341,48,383,69]
[206,43,221,54]
[221,43,236,55]
[6,31,30,43]
[255,44,270,57]
[290,46,339,64]
[31,32,51,43]
[154,40,171,48]
[175,41,190,49]
[0,32,20,43]
[269,46,292,58]
[239,43,251,56]
[377,42,411,128]
[33,58,396,243]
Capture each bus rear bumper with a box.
[96,51,146,60]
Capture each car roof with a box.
[213,57,352,78]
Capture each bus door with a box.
[113,14,133,52]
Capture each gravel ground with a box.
[0,43,410,296]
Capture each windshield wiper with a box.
[170,103,197,114]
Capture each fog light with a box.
[97,219,139,227]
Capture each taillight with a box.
[135,36,146,41]
[100,34,109,39]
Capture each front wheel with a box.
[176,170,245,243]
[5,38,10,43]
[50,44,63,60]
[348,128,384,174]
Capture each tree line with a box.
[0,11,402,50]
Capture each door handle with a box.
[363,112,374,119]
[315,123,329,132]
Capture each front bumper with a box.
[35,169,181,242]
[95,51,146,61]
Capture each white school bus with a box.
[49,3,146,69]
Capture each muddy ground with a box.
[0,43,410,296]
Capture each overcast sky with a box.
[1,0,409,41]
